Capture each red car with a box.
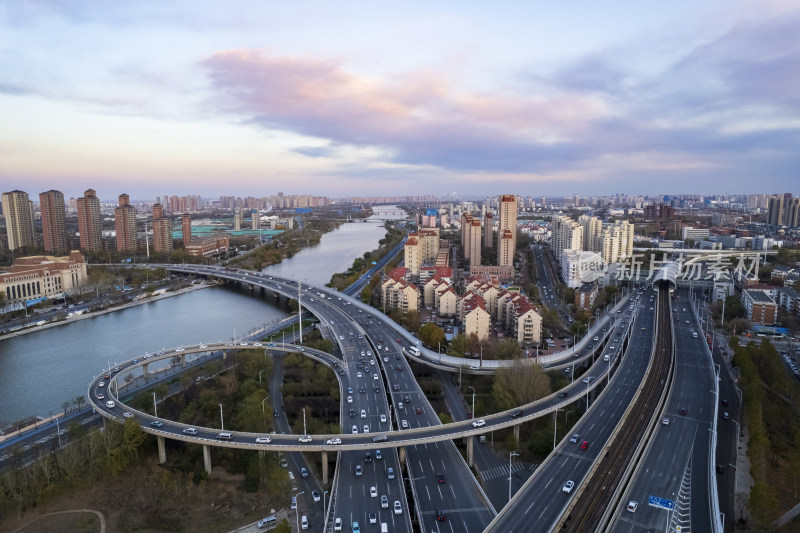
[580,441,589,450]
[397,366,403,371]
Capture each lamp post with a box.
[152,392,158,418]
[302,408,307,436]
[468,386,476,420]
[508,451,519,502]
[219,403,224,431]
[261,396,270,415]
[55,415,62,449]
[295,491,305,532]
[259,368,266,383]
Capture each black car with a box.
[392,384,400,391]
[403,395,411,404]
[558,391,569,398]
[436,473,445,484]
[436,509,446,521]
[721,399,729,406]
[364,452,372,463]
[679,408,687,415]
[349,409,356,417]
[510,409,523,418]
[360,388,367,394]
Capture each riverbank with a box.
[0,281,216,342]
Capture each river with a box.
[0,205,404,426]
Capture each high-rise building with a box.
[39,190,68,254]
[1,190,35,250]
[233,207,243,231]
[497,195,517,255]
[182,213,192,245]
[114,194,137,253]
[551,215,584,267]
[483,212,494,248]
[77,189,102,252]
[468,218,482,267]
[767,195,785,226]
[498,229,514,267]
[784,198,800,228]
[251,209,259,230]
[152,203,172,253]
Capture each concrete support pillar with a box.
[322,451,329,485]
[142,362,149,378]
[203,444,212,474]
[467,437,474,467]
[513,424,520,445]
[223,350,227,361]
[181,354,187,368]
[157,435,166,464]
[398,446,406,465]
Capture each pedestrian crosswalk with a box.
[478,462,535,481]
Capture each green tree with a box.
[492,360,551,411]
[418,322,445,349]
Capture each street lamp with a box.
[259,368,266,383]
[219,403,224,431]
[55,414,62,449]
[467,386,476,419]
[152,392,158,418]
[302,407,307,436]
[261,396,270,415]
[295,491,305,533]
[508,451,519,502]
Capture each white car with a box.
[380,414,387,423]
[298,435,312,443]
[326,437,342,445]
[334,517,342,531]
[352,425,358,434]
[361,410,367,419]
[256,436,272,443]
[373,373,379,381]
[347,395,353,404]
[562,480,575,494]
[122,411,134,418]
[357,372,363,379]
[472,419,486,428]
[394,501,402,515]
[370,486,378,497]
[626,501,638,513]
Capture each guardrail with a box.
[691,297,724,533]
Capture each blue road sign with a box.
[648,495,675,511]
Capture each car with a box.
[338,369,346,376]
[368,512,377,524]
[582,377,594,384]
[436,473,445,484]
[384,357,389,362]
[510,409,523,418]
[312,489,320,502]
[373,435,388,442]
[347,395,353,404]
[723,411,729,420]
[373,373,379,381]
[363,424,369,433]
[380,414,387,423]
[364,452,372,463]
[347,387,354,394]
[593,336,599,341]
[280,458,288,468]
[361,409,367,419]
[626,501,638,513]
[396,366,403,371]
[394,501,402,514]
[96,393,105,400]
[722,399,729,406]
[256,436,272,444]
[274,410,280,417]
[562,480,575,494]
[326,437,342,445]
[301,467,309,478]
[375,449,382,460]
[334,517,343,531]
[392,384,400,391]
[415,407,423,415]
[357,372,363,378]
[396,339,401,343]
[381,495,389,508]
[351,521,360,533]
[717,464,724,474]
[679,408,687,415]
[150,420,164,428]
[370,486,378,497]
[558,391,569,398]
[359,388,366,394]
[401,419,409,429]
[374,386,380,393]
[436,509,446,521]
[298,435,312,443]
[686,320,690,324]
[349,409,356,418]
[472,419,486,428]
[580,440,589,450]
[662,417,670,426]
[352,425,359,434]
[123,411,134,418]
[257,516,278,528]
[355,465,362,476]
[98,381,105,387]
[183,427,198,435]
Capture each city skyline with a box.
[1,1,798,197]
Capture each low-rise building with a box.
[561,249,605,289]
[742,289,778,325]
[575,281,598,310]
[0,252,87,303]
[186,234,230,257]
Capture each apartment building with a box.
[742,289,778,325]
[404,228,440,277]
[114,194,137,253]
[551,215,584,267]
[39,190,68,254]
[1,190,35,250]
[77,189,102,252]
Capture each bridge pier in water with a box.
[203,444,212,473]
[157,435,166,464]
[322,451,329,485]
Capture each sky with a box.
[0,0,798,201]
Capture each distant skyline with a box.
[1,1,798,198]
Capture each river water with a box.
[0,205,403,426]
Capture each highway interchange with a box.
[77,261,731,532]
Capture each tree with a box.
[492,360,551,411]
[418,323,445,349]
[495,338,521,360]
